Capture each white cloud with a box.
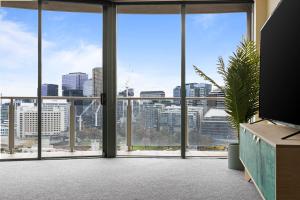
[43,42,102,84]
[0,11,220,98]
[0,11,37,70]
[0,12,102,96]
[117,66,180,97]
[192,14,217,30]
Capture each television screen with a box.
[260,0,300,125]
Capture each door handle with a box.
[100,93,106,105]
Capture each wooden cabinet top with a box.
[241,123,300,147]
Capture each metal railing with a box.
[0,96,101,154]
[0,96,225,154]
[117,96,225,151]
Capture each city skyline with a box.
[41,67,215,97]
[0,8,246,97]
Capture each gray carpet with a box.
[0,158,261,200]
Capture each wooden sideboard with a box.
[240,123,300,200]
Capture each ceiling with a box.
[0,0,252,13]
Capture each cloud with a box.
[0,10,174,97]
[0,12,102,96]
[0,11,37,71]
[43,42,102,84]
[117,66,180,97]
[192,14,217,30]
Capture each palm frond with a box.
[193,65,225,92]
[193,39,260,141]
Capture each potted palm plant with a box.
[194,39,259,170]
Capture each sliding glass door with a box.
[185,10,248,157]
[116,5,181,157]
[41,3,103,157]
[0,0,38,159]
[0,0,252,160]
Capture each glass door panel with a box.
[0,0,38,159]
[41,4,103,157]
[185,11,247,156]
[116,5,181,157]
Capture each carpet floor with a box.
[0,158,261,200]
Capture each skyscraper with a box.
[117,88,135,121]
[173,83,212,105]
[207,89,225,108]
[92,67,103,97]
[16,102,67,138]
[140,91,165,98]
[62,72,88,91]
[118,88,134,97]
[42,84,58,96]
[0,103,9,123]
[62,72,88,114]
[83,79,93,97]
[173,83,212,98]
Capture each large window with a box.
[42,6,103,157]
[185,11,247,156]
[116,5,181,156]
[0,0,38,159]
[0,1,251,160]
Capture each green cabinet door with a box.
[240,127,276,200]
[240,128,259,183]
[258,139,276,200]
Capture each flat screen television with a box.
[260,0,300,126]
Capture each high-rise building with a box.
[173,86,181,97]
[159,105,181,132]
[173,83,212,98]
[92,67,103,97]
[201,108,235,144]
[207,89,225,108]
[142,103,164,129]
[173,86,181,105]
[0,102,9,146]
[42,100,69,132]
[117,88,135,120]
[16,102,67,138]
[62,72,88,91]
[0,123,8,137]
[62,89,83,97]
[140,91,165,98]
[62,72,88,116]
[118,88,134,97]
[173,83,212,106]
[83,79,93,97]
[159,105,204,132]
[0,103,9,123]
[42,84,58,96]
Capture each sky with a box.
[0,6,246,97]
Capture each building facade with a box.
[140,91,165,98]
[173,83,212,98]
[92,67,103,97]
[62,72,88,91]
[16,102,67,138]
[83,79,93,97]
[173,83,212,105]
[41,84,58,96]
[201,108,235,145]
[207,89,225,108]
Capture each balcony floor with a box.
[0,150,227,159]
[0,158,261,200]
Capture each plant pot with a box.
[228,143,244,170]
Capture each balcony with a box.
[0,96,235,159]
